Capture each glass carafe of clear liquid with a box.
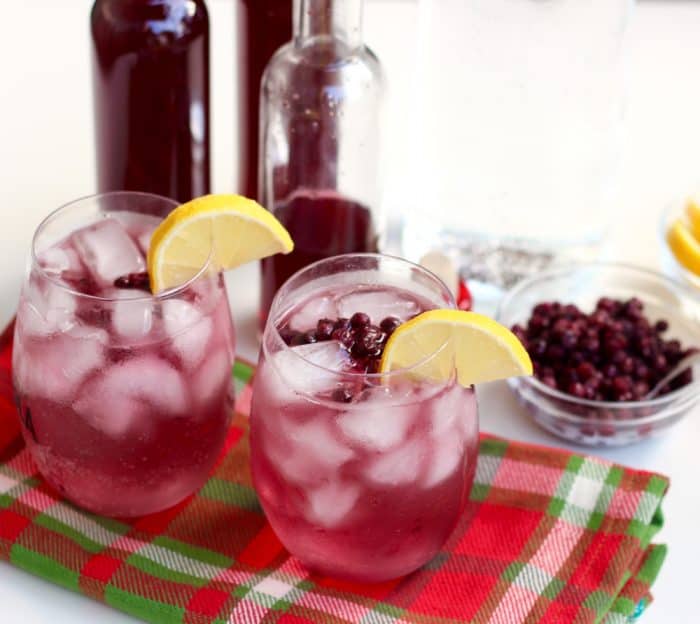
[401,0,632,306]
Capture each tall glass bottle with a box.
[236,1,293,200]
[259,0,384,321]
[91,0,210,203]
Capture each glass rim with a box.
[264,252,458,381]
[31,191,215,303]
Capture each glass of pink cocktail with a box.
[13,192,235,517]
[250,254,479,582]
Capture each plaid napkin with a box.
[0,322,667,624]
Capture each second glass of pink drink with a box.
[251,254,479,582]
[13,192,235,517]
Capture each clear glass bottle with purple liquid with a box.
[259,0,385,325]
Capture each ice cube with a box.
[75,356,188,436]
[304,480,360,528]
[162,299,212,369]
[193,349,233,407]
[37,245,83,278]
[72,218,146,287]
[423,386,476,487]
[68,324,110,344]
[288,294,339,330]
[270,417,354,486]
[337,389,416,451]
[288,419,354,468]
[264,437,311,486]
[364,438,424,486]
[272,341,354,395]
[162,299,201,331]
[459,390,479,441]
[14,325,107,403]
[137,231,154,256]
[19,300,69,339]
[254,357,299,412]
[430,386,479,444]
[423,434,465,488]
[44,285,77,324]
[174,318,212,369]
[429,386,463,439]
[78,393,152,438]
[109,290,153,340]
[110,212,161,255]
[336,288,423,324]
[19,278,78,338]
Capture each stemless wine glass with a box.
[250,254,479,582]
[12,192,235,517]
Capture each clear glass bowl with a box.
[496,262,700,446]
[659,198,700,290]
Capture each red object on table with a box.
[0,319,19,454]
[458,277,473,311]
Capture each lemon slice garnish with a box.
[685,197,700,241]
[667,218,700,277]
[147,194,293,293]
[379,309,532,386]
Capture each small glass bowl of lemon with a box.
[661,195,700,291]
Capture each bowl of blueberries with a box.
[497,262,700,446]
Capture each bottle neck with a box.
[293,0,363,49]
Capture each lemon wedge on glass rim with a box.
[379,309,533,386]
[147,194,293,293]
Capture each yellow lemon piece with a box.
[685,197,700,241]
[379,309,532,386]
[667,218,700,276]
[147,194,293,293]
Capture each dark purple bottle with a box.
[91,0,210,203]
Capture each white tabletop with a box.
[1,1,700,622]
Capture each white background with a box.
[1,1,700,622]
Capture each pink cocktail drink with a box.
[251,254,479,582]
[13,192,235,517]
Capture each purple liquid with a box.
[260,192,378,323]
[91,0,210,202]
[237,0,293,199]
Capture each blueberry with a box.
[332,328,354,348]
[332,388,354,403]
[379,316,401,335]
[577,362,596,381]
[334,318,350,331]
[278,326,297,345]
[290,332,307,347]
[114,271,150,291]
[350,312,371,329]
[316,318,335,341]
